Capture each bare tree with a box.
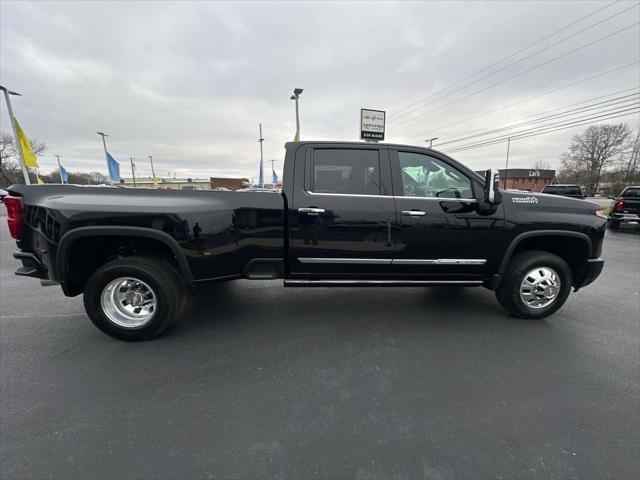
[534,159,552,170]
[0,131,48,187]
[560,123,633,195]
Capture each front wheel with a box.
[496,251,572,319]
[83,256,185,340]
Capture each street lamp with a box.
[425,137,438,148]
[0,85,30,184]
[290,88,303,141]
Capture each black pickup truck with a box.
[5,141,607,340]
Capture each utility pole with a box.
[425,137,438,148]
[258,123,264,187]
[1,85,30,184]
[504,137,511,190]
[55,154,64,183]
[290,88,303,141]
[96,131,111,183]
[130,157,137,187]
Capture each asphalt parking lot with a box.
[1,213,638,480]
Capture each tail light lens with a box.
[4,195,24,240]
[613,198,625,213]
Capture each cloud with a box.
[1,0,638,180]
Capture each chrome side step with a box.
[284,280,483,287]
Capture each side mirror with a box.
[483,169,502,204]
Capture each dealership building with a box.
[476,169,556,192]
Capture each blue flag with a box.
[106,152,121,181]
[60,164,69,184]
[272,167,278,185]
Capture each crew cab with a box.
[609,186,640,229]
[5,142,607,340]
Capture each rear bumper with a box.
[611,213,640,222]
[13,251,48,279]
[576,257,604,290]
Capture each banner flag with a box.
[60,164,69,183]
[272,167,278,185]
[14,117,39,168]
[106,152,121,181]
[153,175,159,188]
[37,176,45,185]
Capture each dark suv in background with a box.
[541,184,587,199]
[609,186,640,230]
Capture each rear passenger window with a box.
[622,188,640,198]
[311,149,381,195]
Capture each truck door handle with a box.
[298,207,325,215]
[402,210,426,216]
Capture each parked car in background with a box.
[0,189,7,203]
[541,184,587,199]
[609,186,640,230]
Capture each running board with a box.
[284,280,483,287]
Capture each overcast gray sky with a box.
[1,0,638,181]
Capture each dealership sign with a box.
[360,109,385,141]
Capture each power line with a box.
[388,0,623,119]
[411,61,640,138]
[436,92,639,147]
[445,107,640,153]
[337,0,626,139]
[389,2,637,124]
[390,22,640,132]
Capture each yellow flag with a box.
[14,117,39,168]
[153,175,159,188]
[37,176,45,185]
[293,132,299,142]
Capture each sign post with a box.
[360,108,385,142]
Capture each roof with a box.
[498,168,556,179]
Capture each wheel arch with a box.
[494,230,593,290]
[57,226,194,296]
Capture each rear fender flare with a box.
[57,226,194,287]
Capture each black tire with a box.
[83,256,185,341]
[496,250,572,319]
[608,219,620,230]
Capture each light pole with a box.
[258,123,264,187]
[290,88,303,141]
[96,131,111,183]
[425,137,438,148]
[55,154,64,183]
[130,157,137,187]
[1,85,30,184]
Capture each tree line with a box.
[2,123,638,194]
[0,132,107,187]
[556,123,639,196]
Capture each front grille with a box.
[24,206,61,242]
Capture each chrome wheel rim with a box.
[519,266,561,309]
[100,277,157,328]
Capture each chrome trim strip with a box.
[394,196,478,202]
[285,280,484,285]
[392,259,486,265]
[306,191,390,198]
[297,258,487,265]
[298,258,392,265]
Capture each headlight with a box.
[595,209,607,219]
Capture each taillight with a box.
[613,198,625,213]
[4,195,24,240]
